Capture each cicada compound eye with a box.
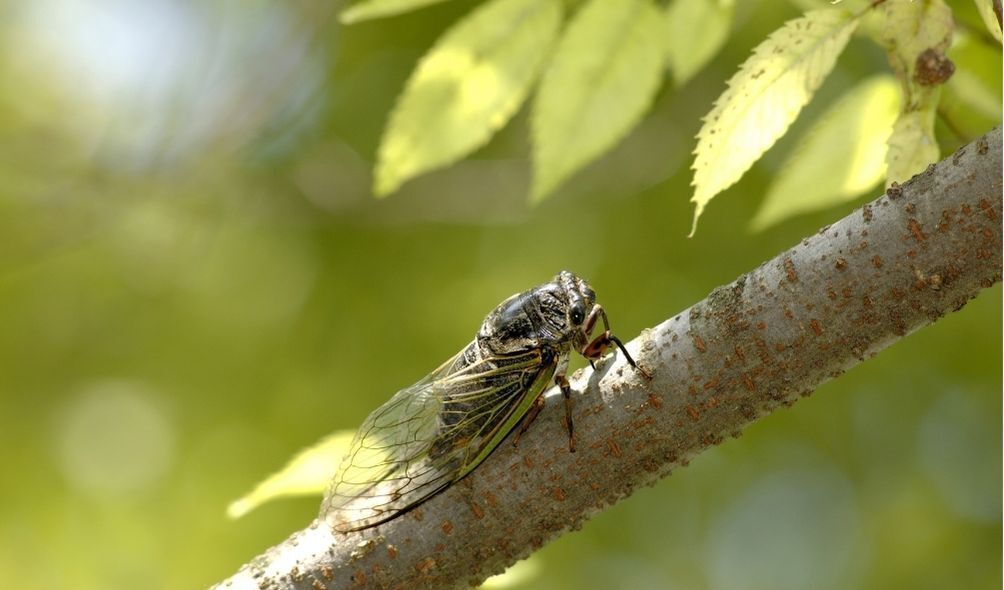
[569,303,585,325]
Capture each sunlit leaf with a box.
[374,0,562,196]
[226,430,355,519]
[665,0,734,86]
[482,557,542,588]
[340,0,457,25]
[689,9,859,235]
[880,0,953,184]
[972,0,1002,43]
[886,109,940,184]
[531,0,665,202]
[750,76,900,232]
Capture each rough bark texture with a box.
[214,128,1002,590]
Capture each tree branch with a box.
[214,127,1002,590]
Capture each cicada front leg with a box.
[582,306,651,379]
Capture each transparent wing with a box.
[320,345,556,532]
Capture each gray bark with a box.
[213,127,1002,590]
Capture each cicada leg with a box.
[582,306,652,379]
[555,373,576,452]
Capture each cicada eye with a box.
[569,304,585,325]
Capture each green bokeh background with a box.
[0,1,999,589]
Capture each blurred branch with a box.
[213,127,1002,590]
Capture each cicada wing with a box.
[320,366,454,532]
[321,346,557,532]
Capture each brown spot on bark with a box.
[553,487,566,501]
[686,405,701,422]
[872,256,883,268]
[743,374,755,391]
[441,521,453,535]
[321,566,334,581]
[908,219,926,242]
[415,558,437,574]
[692,334,707,352]
[469,502,484,520]
[835,258,848,270]
[980,199,997,220]
[387,545,398,559]
[784,258,798,282]
[937,211,951,232]
[607,438,622,457]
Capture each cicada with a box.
[320,271,647,532]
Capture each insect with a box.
[320,270,648,532]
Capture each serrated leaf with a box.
[374,0,562,197]
[750,76,900,232]
[226,430,355,519]
[690,9,859,236]
[972,0,1003,43]
[531,0,665,202]
[340,0,456,25]
[880,0,954,184]
[665,0,734,86]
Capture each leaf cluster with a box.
[339,0,1001,233]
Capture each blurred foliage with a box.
[0,0,999,589]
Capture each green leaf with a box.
[750,76,900,232]
[880,0,954,184]
[972,0,1002,43]
[665,0,734,86]
[226,430,355,519]
[886,108,939,185]
[689,9,859,236]
[374,0,562,196]
[340,0,457,25]
[531,0,666,202]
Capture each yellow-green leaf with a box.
[881,0,954,90]
[340,0,456,25]
[374,0,562,196]
[886,107,939,184]
[689,9,859,236]
[531,0,665,202]
[973,0,1002,43]
[226,430,355,519]
[880,0,953,184]
[750,76,900,232]
[665,0,734,86]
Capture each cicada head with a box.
[553,270,598,354]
